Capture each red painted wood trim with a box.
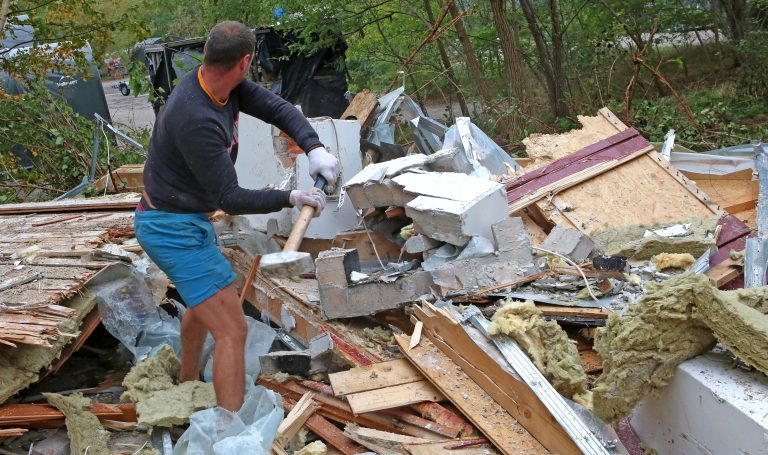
[507,133,651,203]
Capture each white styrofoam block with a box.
[236,116,363,239]
[631,350,768,455]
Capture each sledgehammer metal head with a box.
[260,251,315,277]
[259,175,327,278]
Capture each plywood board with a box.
[0,193,140,215]
[395,335,547,455]
[522,109,623,170]
[553,154,718,233]
[330,359,424,397]
[346,381,444,414]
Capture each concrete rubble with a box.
[4,96,768,455]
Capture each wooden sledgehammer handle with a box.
[283,176,326,252]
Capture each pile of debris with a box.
[0,87,767,455]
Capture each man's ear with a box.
[240,53,252,71]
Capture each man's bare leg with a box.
[186,283,247,411]
[178,310,209,382]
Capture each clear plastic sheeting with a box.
[92,270,174,360]
[201,316,277,382]
[173,384,284,455]
[443,117,520,178]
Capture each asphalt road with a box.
[102,79,155,132]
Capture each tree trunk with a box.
[445,0,494,109]
[0,0,11,42]
[518,0,560,118]
[490,0,526,106]
[423,0,469,117]
[490,0,527,139]
[717,0,746,43]
[547,0,569,117]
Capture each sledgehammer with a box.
[259,176,327,278]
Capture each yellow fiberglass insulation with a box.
[489,300,592,408]
[593,273,768,422]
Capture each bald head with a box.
[204,21,256,70]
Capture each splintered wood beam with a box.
[410,304,581,454]
[394,334,546,455]
[274,392,318,450]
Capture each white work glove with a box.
[307,146,340,191]
[289,189,327,217]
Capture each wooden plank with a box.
[0,194,140,215]
[274,392,318,449]
[705,256,743,287]
[340,89,379,128]
[259,379,443,440]
[330,359,424,397]
[411,305,579,455]
[536,304,611,320]
[395,335,547,455]
[346,381,444,414]
[0,403,135,427]
[405,440,499,455]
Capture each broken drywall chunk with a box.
[424,147,475,174]
[489,300,591,407]
[540,226,596,263]
[430,248,536,290]
[44,393,110,455]
[652,252,695,270]
[404,234,442,254]
[592,274,717,422]
[137,381,217,427]
[319,270,435,320]
[344,155,429,209]
[492,217,534,255]
[405,188,508,246]
[591,217,718,260]
[315,248,360,287]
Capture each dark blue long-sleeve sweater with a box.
[142,66,323,214]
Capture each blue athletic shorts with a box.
[134,209,237,308]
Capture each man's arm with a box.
[236,80,323,152]
[176,121,292,215]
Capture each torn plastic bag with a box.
[201,316,277,381]
[443,117,520,178]
[173,384,283,455]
